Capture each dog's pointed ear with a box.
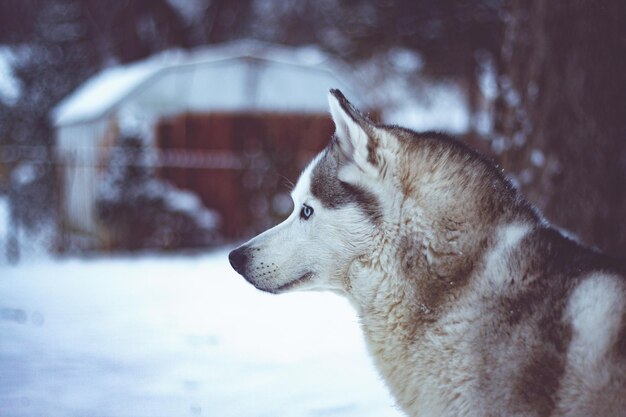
[328,89,379,171]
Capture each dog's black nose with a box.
[228,247,249,275]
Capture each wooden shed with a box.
[52,40,365,248]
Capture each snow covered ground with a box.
[0,250,402,417]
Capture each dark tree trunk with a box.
[493,0,626,256]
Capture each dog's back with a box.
[461,227,626,417]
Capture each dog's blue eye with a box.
[300,204,314,220]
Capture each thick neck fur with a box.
[345,133,538,411]
[348,134,535,312]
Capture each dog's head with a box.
[229,89,401,294]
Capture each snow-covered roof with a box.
[52,40,360,127]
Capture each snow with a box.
[351,50,470,134]
[382,83,470,134]
[165,0,210,24]
[0,250,402,417]
[151,181,220,230]
[530,149,545,167]
[478,57,498,102]
[52,57,163,126]
[387,48,423,73]
[10,163,40,186]
[52,40,360,127]
[0,46,21,105]
[163,186,205,212]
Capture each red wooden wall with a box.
[156,112,334,240]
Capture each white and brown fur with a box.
[229,89,626,417]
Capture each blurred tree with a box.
[79,0,191,63]
[7,0,99,229]
[250,0,504,117]
[492,0,626,256]
[0,0,198,237]
[195,0,255,44]
[96,134,218,251]
[0,1,38,43]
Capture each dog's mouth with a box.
[273,272,314,293]
[247,271,314,294]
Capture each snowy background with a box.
[0,250,402,417]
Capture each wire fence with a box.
[0,144,246,169]
[0,145,308,264]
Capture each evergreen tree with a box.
[8,0,99,229]
[96,134,219,251]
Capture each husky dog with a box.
[229,89,626,417]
